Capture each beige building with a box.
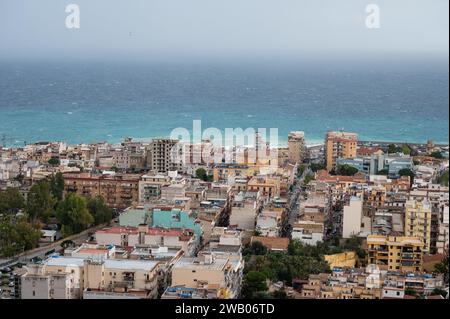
[138,173,170,204]
[405,199,432,253]
[21,256,161,299]
[288,131,305,164]
[342,196,363,238]
[325,131,358,172]
[21,258,84,299]
[164,253,243,299]
[95,225,198,255]
[147,139,181,173]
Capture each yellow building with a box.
[405,200,432,253]
[324,252,357,269]
[247,175,280,198]
[325,131,358,172]
[366,235,424,272]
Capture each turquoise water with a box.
[0,59,448,146]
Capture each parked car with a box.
[1,267,12,273]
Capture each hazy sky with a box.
[0,0,448,60]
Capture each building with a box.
[138,173,170,204]
[342,196,363,238]
[437,205,449,254]
[63,172,140,209]
[163,253,243,299]
[336,154,413,177]
[21,258,84,299]
[325,131,358,172]
[95,225,198,255]
[83,259,160,299]
[288,131,305,164]
[147,139,181,173]
[152,207,202,236]
[405,199,432,253]
[250,236,289,252]
[292,221,324,245]
[367,235,424,272]
[21,255,162,299]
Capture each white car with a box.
[8,282,14,287]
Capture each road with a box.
[14,223,108,264]
[282,165,310,238]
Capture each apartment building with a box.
[163,253,243,299]
[83,259,160,299]
[146,139,181,173]
[366,235,424,272]
[342,196,363,238]
[325,131,358,172]
[288,131,305,164]
[247,175,280,199]
[437,205,449,254]
[63,172,140,209]
[138,173,170,204]
[405,199,432,253]
[292,220,324,245]
[21,258,84,299]
[300,267,444,299]
[95,225,198,256]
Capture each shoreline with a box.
[2,136,449,149]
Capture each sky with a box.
[0,0,448,61]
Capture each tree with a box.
[49,172,65,201]
[0,216,41,257]
[48,157,60,166]
[26,180,56,223]
[388,144,399,154]
[241,271,268,298]
[243,241,268,256]
[0,187,25,215]
[341,236,366,259]
[87,196,113,225]
[377,169,389,175]
[310,162,326,172]
[195,168,208,181]
[56,193,93,237]
[297,164,305,176]
[431,288,448,298]
[271,289,288,299]
[336,164,359,176]
[434,251,449,284]
[401,144,411,155]
[405,288,418,297]
[430,151,444,159]
[438,170,449,186]
[303,173,315,185]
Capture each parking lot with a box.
[0,265,19,299]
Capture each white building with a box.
[342,196,363,238]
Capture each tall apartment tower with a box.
[325,131,358,172]
[405,199,432,253]
[288,131,305,164]
[146,138,182,173]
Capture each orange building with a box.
[325,131,358,172]
[63,172,140,209]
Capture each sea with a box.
[0,57,448,147]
